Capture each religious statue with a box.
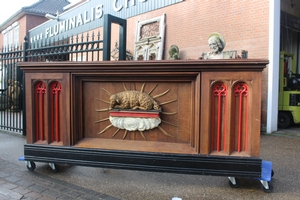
[168,45,180,60]
[206,32,226,59]
[109,90,161,111]
[7,79,21,111]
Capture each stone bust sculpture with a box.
[168,45,180,60]
[207,33,226,59]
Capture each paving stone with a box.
[5,164,19,171]
[28,184,48,193]
[49,184,68,191]
[76,194,101,200]
[4,175,22,183]
[23,191,43,199]
[97,193,121,200]
[60,188,83,198]
[0,171,10,178]
[1,182,18,190]
[56,194,75,200]
[20,197,35,200]
[0,188,11,196]
[37,197,54,200]
[0,193,8,199]
[79,187,101,196]
[35,195,55,200]
[41,189,63,199]
[13,171,27,178]
[0,187,23,199]
[12,186,32,195]
[16,179,36,187]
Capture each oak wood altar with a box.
[19,59,267,157]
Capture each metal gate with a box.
[0,14,126,135]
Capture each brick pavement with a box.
[0,157,120,200]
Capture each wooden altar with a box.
[18,60,273,191]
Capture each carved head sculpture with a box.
[208,33,226,55]
[168,45,180,60]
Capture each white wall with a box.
[267,0,281,133]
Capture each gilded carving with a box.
[109,90,161,111]
[94,83,177,140]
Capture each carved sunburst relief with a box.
[94,83,177,140]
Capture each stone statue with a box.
[168,45,180,60]
[206,33,226,59]
[7,80,21,110]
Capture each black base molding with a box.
[24,144,262,178]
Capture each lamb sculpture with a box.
[109,90,161,111]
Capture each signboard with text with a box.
[29,0,184,43]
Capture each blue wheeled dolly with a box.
[228,160,273,192]
[19,156,60,173]
[20,144,274,193]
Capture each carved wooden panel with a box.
[73,74,199,154]
[200,71,262,157]
[134,14,165,60]
[24,73,71,146]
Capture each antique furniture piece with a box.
[19,59,273,192]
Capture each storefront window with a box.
[8,29,13,50]
[14,25,19,48]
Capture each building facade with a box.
[0,0,70,49]
[0,0,70,90]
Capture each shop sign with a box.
[29,0,184,43]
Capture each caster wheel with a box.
[262,182,273,193]
[26,161,36,172]
[49,163,59,173]
[228,178,240,188]
[271,169,274,178]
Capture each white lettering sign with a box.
[113,0,123,12]
[30,0,148,42]
[113,0,146,12]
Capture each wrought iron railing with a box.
[0,14,127,135]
